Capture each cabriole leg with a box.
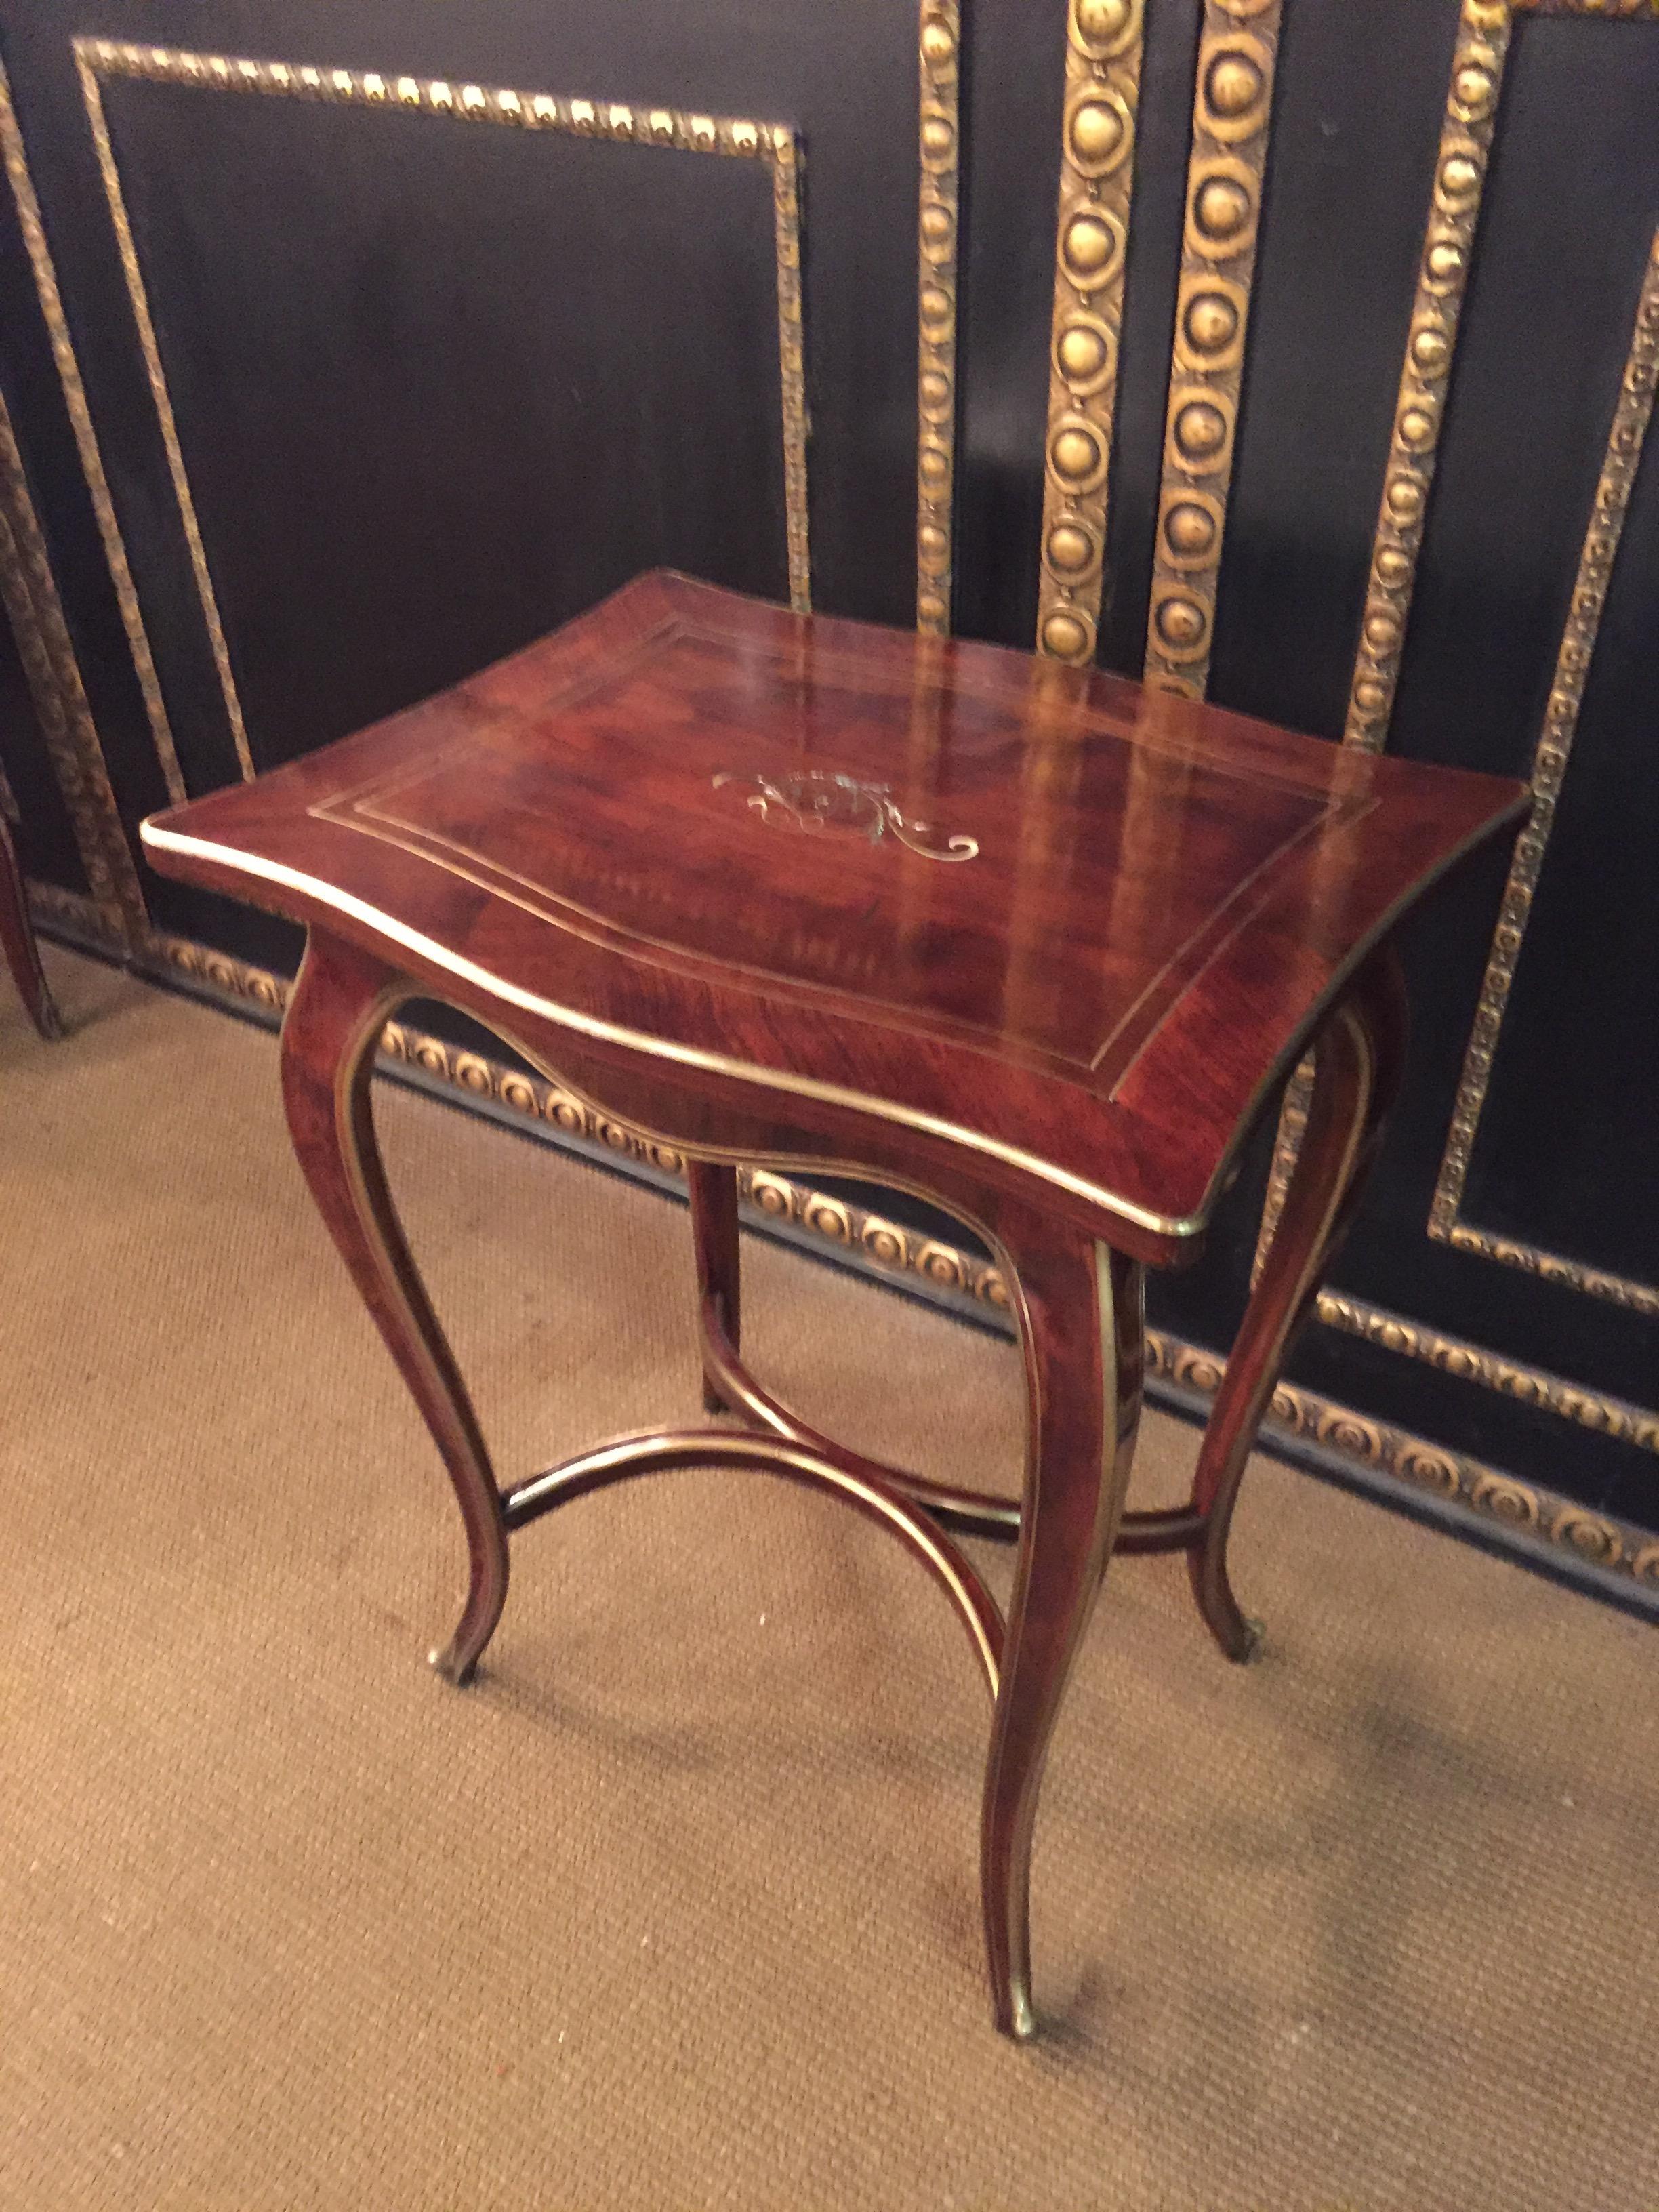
[281,928,508,1684]
[981,1218,1143,2039]
[1190,951,1407,1662]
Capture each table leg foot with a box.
[430,1640,482,1687]
[981,1224,1143,2040]
[282,928,510,1681]
[1195,1591,1265,1666]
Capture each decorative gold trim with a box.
[24,876,127,946]
[1511,0,1659,12]
[1141,0,1284,699]
[916,1,960,634]
[1342,0,1512,751]
[0,67,185,808]
[73,39,812,785]
[1315,1292,1659,1452]
[0,393,145,936]
[75,47,252,781]
[1439,1232,1659,1321]
[1427,228,1659,1313]
[139,819,1208,1241]
[37,883,1655,1599]
[1149,1332,1659,1591]
[769,127,812,618]
[1034,0,1145,666]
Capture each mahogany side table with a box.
[141,572,1524,2038]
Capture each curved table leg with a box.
[981,1217,1143,2039]
[1189,950,1408,1662]
[281,928,509,1685]
[0,813,60,1040]
[688,1160,741,1414]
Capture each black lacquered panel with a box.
[96,73,792,772]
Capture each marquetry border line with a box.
[1141,0,1284,698]
[26,878,1657,1607]
[1033,0,1145,665]
[916,3,961,634]
[1427,226,1659,1313]
[0,66,185,808]
[0,400,145,936]
[72,39,811,785]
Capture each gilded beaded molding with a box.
[916,3,961,634]
[1342,0,1511,750]
[1034,0,1145,667]
[0,395,145,937]
[1316,1292,1659,1454]
[73,38,811,789]
[1142,0,1284,699]
[1425,229,1659,1318]
[0,66,186,809]
[1153,1332,1658,1588]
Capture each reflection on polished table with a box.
[140,571,1525,2039]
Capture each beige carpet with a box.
[2,946,1656,2211]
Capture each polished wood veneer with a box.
[140,573,1525,2040]
[142,571,1522,1258]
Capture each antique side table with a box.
[142,573,1525,2038]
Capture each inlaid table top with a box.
[143,571,1525,1252]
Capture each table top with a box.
[142,571,1526,1250]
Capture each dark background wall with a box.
[1,0,1654,1585]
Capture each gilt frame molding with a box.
[1141,0,1285,699]
[916,1,962,632]
[0,62,186,808]
[0,388,144,937]
[1033,0,1147,665]
[72,36,811,785]
[1425,228,1659,1315]
[1255,2,1659,1411]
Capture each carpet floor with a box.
[3,947,1656,2211]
